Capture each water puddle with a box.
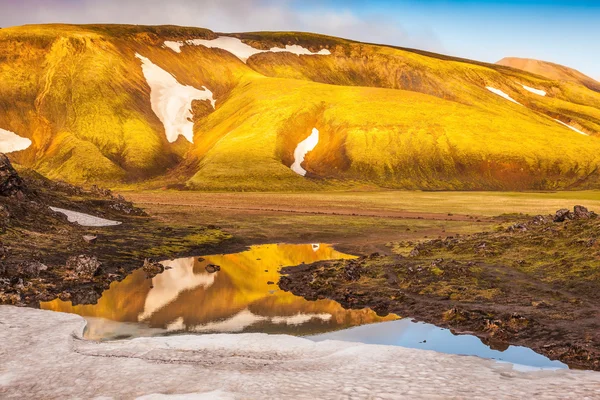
[41,244,394,340]
[41,243,566,370]
[308,319,567,370]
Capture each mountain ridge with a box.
[1,24,600,191]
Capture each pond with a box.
[41,243,566,370]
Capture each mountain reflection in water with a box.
[41,244,396,340]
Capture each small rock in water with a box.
[83,235,97,244]
[142,259,164,277]
[205,264,220,273]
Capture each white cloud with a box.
[0,0,444,53]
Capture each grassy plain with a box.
[122,190,600,254]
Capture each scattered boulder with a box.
[0,154,25,198]
[554,209,573,223]
[83,235,97,244]
[142,259,164,277]
[573,205,594,219]
[554,206,596,222]
[16,261,48,278]
[66,255,101,279]
[205,264,221,273]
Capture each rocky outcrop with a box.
[553,205,596,222]
[0,153,25,198]
[66,255,102,279]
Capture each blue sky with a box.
[1,0,598,78]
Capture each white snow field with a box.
[164,36,331,63]
[554,119,588,136]
[136,54,216,143]
[291,128,320,176]
[49,207,121,227]
[486,87,522,105]
[0,128,32,153]
[521,84,547,96]
[2,307,600,399]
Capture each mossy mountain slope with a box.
[2,24,600,190]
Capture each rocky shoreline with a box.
[0,154,233,307]
[279,207,600,370]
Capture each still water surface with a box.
[42,243,566,369]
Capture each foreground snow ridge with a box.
[521,84,547,96]
[136,54,216,143]
[0,128,32,153]
[291,128,320,176]
[49,207,122,227]
[486,87,522,105]
[554,119,588,136]
[164,36,331,63]
[3,306,600,399]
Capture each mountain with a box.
[1,24,600,191]
[497,57,600,93]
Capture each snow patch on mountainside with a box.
[163,41,184,53]
[164,36,331,63]
[0,128,32,153]
[486,87,522,105]
[136,54,215,143]
[554,119,588,136]
[49,207,122,227]
[291,128,320,176]
[4,306,600,399]
[521,84,547,96]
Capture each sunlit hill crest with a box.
[1,24,599,190]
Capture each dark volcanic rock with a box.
[205,264,221,273]
[0,154,25,198]
[573,205,594,219]
[17,261,48,278]
[83,235,98,244]
[142,259,164,277]
[66,255,101,279]
[554,208,573,222]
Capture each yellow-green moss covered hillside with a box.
[1,24,600,190]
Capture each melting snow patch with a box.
[136,54,216,143]
[486,87,522,105]
[554,119,588,136]
[137,391,236,400]
[521,84,547,96]
[0,128,32,153]
[165,36,330,63]
[291,128,319,176]
[49,207,122,227]
[163,41,184,53]
[5,306,600,399]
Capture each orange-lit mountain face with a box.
[497,57,600,92]
[2,24,600,191]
